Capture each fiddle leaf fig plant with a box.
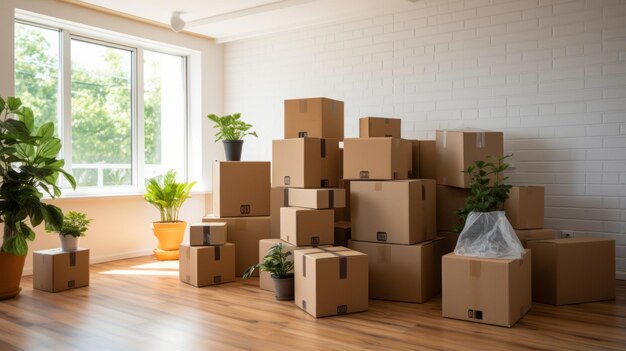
[242,243,294,279]
[207,113,258,142]
[0,96,77,255]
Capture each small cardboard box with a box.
[334,179,351,222]
[272,138,340,188]
[284,97,344,140]
[435,130,503,188]
[528,238,615,305]
[203,215,271,277]
[179,243,235,287]
[359,117,401,138]
[258,239,330,292]
[284,188,345,209]
[189,222,227,246]
[419,140,436,180]
[351,180,436,244]
[349,238,444,303]
[343,138,412,180]
[295,247,368,318]
[33,249,90,293]
[270,186,285,238]
[505,186,545,229]
[212,161,271,217]
[515,229,556,248]
[442,250,532,327]
[280,207,334,246]
[409,140,420,179]
[334,221,351,247]
[436,185,470,232]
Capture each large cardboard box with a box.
[359,117,401,138]
[284,97,344,140]
[272,138,340,188]
[179,243,235,287]
[280,207,334,246]
[212,161,271,217]
[334,221,351,247]
[33,249,90,293]
[515,229,556,248]
[349,239,444,303]
[436,185,470,232]
[343,138,412,180]
[351,180,436,244]
[189,222,227,246]
[528,238,615,305]
[409,140,420,179]
[270,186,285,238]
[435,130,504,188]
[203,215,271,277]
[442,250,531,327]
[505,186,544,229]
[419,140,436,180]
[295,247,368,318]
[284,188,345,209]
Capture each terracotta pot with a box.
[0,252,26,300]
[152,221,186,260]
[59,234,79,251]
[271,274,294,301]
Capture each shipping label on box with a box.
[212,161,271,217]
[436,185,470,232]
[343,138,412,180]
[351,180,436,245]
[189,222,227,246]
[419,140,436,180]
[295,247,368,318]
[272,138,339,188]
[442,250,531,327]
[179,243,235,287]
[33,248,90,293]
[284,188,345,209]
[280,207,334,246]
[505,186,545,230]
[284,97,344,140]
[359,117,401,138]
[515,229,555,248]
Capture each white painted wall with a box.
[223,0,626,278]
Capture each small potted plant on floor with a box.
[46,211,92,251]
[243,243,294,301]
[144,169,196,260]
[207,113,257,161]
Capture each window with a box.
[14,21,189,193]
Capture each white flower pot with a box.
[59,234,79,251]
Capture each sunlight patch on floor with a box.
[100,260,179,276]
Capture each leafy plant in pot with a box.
[243,243,294,301]
[0,96,76,300]
[46,211,92,251]
[144,169,195,260]
[207,113,257,161]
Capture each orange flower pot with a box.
[0,252,26,300]
[152,221,186,260]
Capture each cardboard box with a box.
[284,97,344,140]
[515,229,556,248]
[435,130,503,188]
[270,186,285,238]
[295,247,368,318]
[343,138,412,180]
[334,179,351,222]
[436,185,470,232]
[272,138,340,188]
[212,161,271,217]
[348,238,444,303]
[442,250,532,327]
[334,221,351,247]
[338,147,343,180]
[505,186,544,229]
[284,188,345,209]
[280,207,334,246]
[258,239,330,292]
[351,180,436,244]
[359,117,401,138]
[33,249,90,293]
[419,140,436,180]
[179,243,235,287]
[203,215,271,277]
[189,222,227,246]
[528,238,615,305]
[409,140,420,179]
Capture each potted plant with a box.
[0,96,76,300]
[144,169,195,260]
[243,243,294,301]
[46,211,91,251]
[207,113,257,161]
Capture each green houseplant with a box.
[46,211,92,251]
[0,96,76,300]
[144,169,195,260]
[207,113,257,161]
[243,243,294,301]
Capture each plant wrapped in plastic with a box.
[454,211,525,259]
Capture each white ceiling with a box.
[77,0,421,42]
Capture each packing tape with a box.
[469,260,481,277]
[284,188,290,206]
[442,130,447,148]
[299,99,307,113]
[69,252,76,267]
[378,245,391,264]
[320,138,326,158]
[470,259,482,317]
[422,184,426,201]
[374,182,382,191]
[328,190,334,209]
[214,246,221,261]
[476,132,485,149]
[203,226,211,245]
[301,247,352,279]
[384,118,390,124]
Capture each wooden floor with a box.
[1,256,625,351]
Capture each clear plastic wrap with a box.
[454,211,525,259]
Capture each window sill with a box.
[45,188,209,201]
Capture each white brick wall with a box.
[223,0,626,279]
